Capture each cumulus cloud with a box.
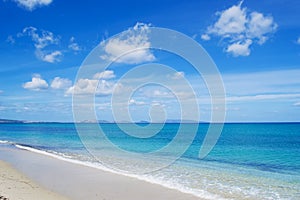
[247,12,277,44]
[66,79,119,96]
[66,79,97,95]
[12,0,53,11]
[93,70,116,80]
[68,37,81,51]
[19,26,62,63]
[208,1,247,36]
[226,39,252,56]
[21,27,59,48]
[100,22,155,64]
[37,50,62,63]
[51,77,72,89]
[22,74,48,91]
[66,70,123,96]
[203,1,277,56]
[201,34,211,41]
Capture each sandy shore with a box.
[0,146,201,200]
[0,160,68,200]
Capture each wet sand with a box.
[0,146,201,200]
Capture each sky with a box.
[0,0,300,122]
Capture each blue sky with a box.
[0,0,300,122]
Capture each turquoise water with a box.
[0,123,299,199]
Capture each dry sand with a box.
[0,160,68,200]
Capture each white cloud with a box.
[6,35,15,44]
[66,79,98,95]
[96,80,118,96]
[22,74,48,91]
[152,90,172,98]
[68,43,80,51]
[22,27,59,49]
[12,0,52,11]
[93,70,116,80]
[129,99,146,106]
[226,39,252,56]
[51,77,72,89]
[171,71,185,80]
[151,101,165,107]
[203,1,277,56]
[247,12,278,44]
[201,34,211,41]
[38,50,62,63]
[68,37,81,51]
[208,1,247,36]
[23,106,30,111]
[100,22,155,64]
[20,26,62,63]
[66,74,120,96]
[66,70,129,96]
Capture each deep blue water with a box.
[0,123,299,199]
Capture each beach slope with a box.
[0,147,200,200]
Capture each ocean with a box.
[0,123,299,199]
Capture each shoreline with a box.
[0,146,202,200]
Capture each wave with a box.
[2,141,222,200]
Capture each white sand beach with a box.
[0,160,68,200]
[0,146,201,200]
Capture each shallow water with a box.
[0,123,299,199]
